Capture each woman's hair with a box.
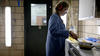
[55,1,69,12]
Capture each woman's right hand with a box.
[69,31,78,40]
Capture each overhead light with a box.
[5,7,11,47]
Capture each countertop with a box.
[65,39,100,56]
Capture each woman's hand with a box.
[69,31,78,40]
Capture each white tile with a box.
[97,20,100,25]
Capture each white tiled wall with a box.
[79,19,100,38]
[0,0,24,56]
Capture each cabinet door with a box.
[79,0,95,20]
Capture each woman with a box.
[46,1,77,56]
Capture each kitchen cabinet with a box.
[79,0,95,20]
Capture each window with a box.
[31,4,47,26]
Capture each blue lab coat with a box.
[46,13,69,56]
